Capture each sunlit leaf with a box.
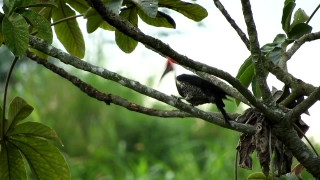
[8,97,34,131]
[21,9,53,44]
[52,0,85,58]
[0,141,27,180]
[9,136,70,180]
[2,13,29,56]
[115,7,138,53]
[133,0,158,18]
[138,10,176,28]
[159,0,207,22]
[7,122,63,145]
[85,8,115,33]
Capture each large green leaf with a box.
[7,97,34,132]
[288,23,312,40]
[7,122,63,145]
[267,47,281,65]
[65,0,90,14]
[159,0,207,22]
[2,13,29,56]
[132,0,158,18]
[21,10,53,44]
[3,0,17,14]
[138,9,176,28]
[290,8,309,30]
[9,136,70,180]
[84,8,115,33]
[0,141,27,180]
[281,0,295,33]
[52,0,85,58]
[235,56,254,105]
[115,7,138,53]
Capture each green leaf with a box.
[21,10,53,44]
[16,0,58,9]
[159,0,208,22]
[138,9,176,28]
[85,8,115,33]
[2,13,29,56]
[7,122,63,145]
[52,0,85,58]
[272,34,286,44]
[133,0,158,18]
[290,8,309,30]
[105,0,123,14]
[8,97,34,130]
[3,0,17,14]
[65,0,90,14]
[281,1,295,33]
[9,136,70,180]
[267,47,281,65]
[115,7,138,53]
[288,23,312,40]
[235,56,254,105]
[252,75,261,99]
[0,141,27,180]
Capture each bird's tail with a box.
[216,101,232,126]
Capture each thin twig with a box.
[306,4,320,24]
[1,57,18,140]
[213,0,250,51]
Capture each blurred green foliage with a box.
[1,47,318,180]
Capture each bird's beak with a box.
[159,58,175,82]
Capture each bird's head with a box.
[160,57,177,81]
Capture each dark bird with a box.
[160,57,232,126]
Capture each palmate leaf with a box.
[115,7,138,53]
[0,141,27,180]
[159,0,207,22]
[8,136,70,180]
[7,97,34,132]
[2,13,29,56]
[7,122,63,145]
[52,0,85,58]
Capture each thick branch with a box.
[28,36,255,134]
[240,0,274,106]
[272,125,320,178]
[85,0,280,123]
[213,0,250,51]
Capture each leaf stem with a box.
[30,14,83,36]
[1,57,18,140]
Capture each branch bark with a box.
[28,36,255,134]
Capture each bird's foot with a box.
[171,95,183,105]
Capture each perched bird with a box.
[160,57,232,126]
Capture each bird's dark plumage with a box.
[175,74,231,126]
[159,57,232,126]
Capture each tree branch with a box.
[281,31,320,63]
[28,36,255,134]
[240,0,274,106]
[85,0,280,123]
[285,86,320,124]
[213,0,250,51]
